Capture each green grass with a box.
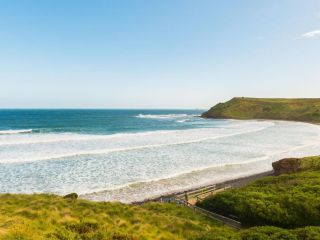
[202,97,320,123]
[240,226,320,240]
[2,193,319,240]
[0,194,237,240]
[197,156,320,229]
[299,156,320,171]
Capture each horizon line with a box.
[0,107,207,110]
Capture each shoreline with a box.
[201,116,320,126]
[3,118,318,204]
[134,170,274,205]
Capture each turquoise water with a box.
[1,110,320,202]
[0,109,205,134]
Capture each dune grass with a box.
[0,193,238,240]
[2,183,320,240]
[202,97,320,123]
[2,191,319,240]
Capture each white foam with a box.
[82,140,320,203]
[1,119,320,202]
[0,130,173,146]
[135,114,190,119]
[0,129,32,135]
[0,122,273,163]
[176,119,187,123]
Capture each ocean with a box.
[1,109,320,203]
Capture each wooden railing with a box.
[148,172,275,229]
[174,184,232,203]
[175,198,241,230]
[168,184,241,230]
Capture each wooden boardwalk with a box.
[135,172,273,229]
[158,184,241,230]
[174,184,232,205]
[152,172,273,229]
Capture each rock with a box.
[272,158,301,176]
[63,193,78,200]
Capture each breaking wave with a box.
[135,114,192,119]
[0,122,273,163]
[0,129,32,135]
[1,119,320,203]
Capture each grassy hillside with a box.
[1,194,320,240]
[197,156,320,229]
[0,194,237,240]
[202,97,320,123]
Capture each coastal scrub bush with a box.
[241,226,297,240]
[240,226,320,240]
[197,170,320,228]
[292,226,320,240]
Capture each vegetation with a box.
[195,226,320,240]
[299,156,320,171]
[2,193,320,240]
[240,226,320,240]
[0,193,237,240]
[272,156,320,175]
[201,97,320,123]
[197,156,320,229]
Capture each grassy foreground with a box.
[2,194,320,240]
[0,194,236,240]
[201,97,320,123]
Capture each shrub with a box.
[197,171,320,228]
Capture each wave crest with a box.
[0,123,273,164]
[135,114,190,119]
[0,129,32,135]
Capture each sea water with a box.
[0,109,320,203]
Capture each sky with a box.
[0,0,319,109]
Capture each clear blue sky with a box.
[0,0,319,109]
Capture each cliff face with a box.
[202,97,320,123]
